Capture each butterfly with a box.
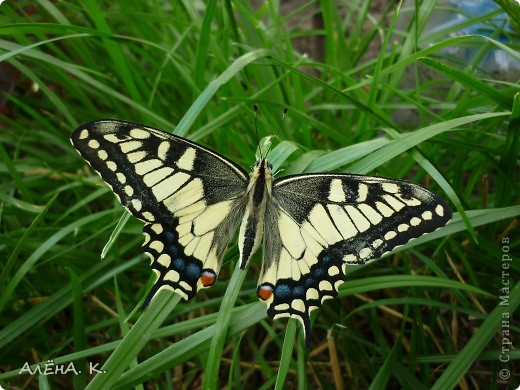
[71,117,451,348]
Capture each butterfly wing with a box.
[260,173,451,346]
[71,120,249,302]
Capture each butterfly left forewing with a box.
[259,173,451,346]
[71,120,249,303]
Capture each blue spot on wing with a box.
[275,284,291,299]
[186,263,201,280]
[173,258,185,270]
[169,245,178,256]
[293,286,304,298]
[165,231,175,243]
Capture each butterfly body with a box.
[71,119,451,346]
[238,159,273,268]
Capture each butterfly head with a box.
[248,158,274,196]
[252,158,273,172]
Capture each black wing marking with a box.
[259,173,451,347]
[71,120,249,302]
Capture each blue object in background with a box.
[400,0,520,81]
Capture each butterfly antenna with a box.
[254,104,264,160]
[265,107,288,157]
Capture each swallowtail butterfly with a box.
[71,118,451,347]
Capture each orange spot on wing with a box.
[200,271,216,287]
[257,284,273,300]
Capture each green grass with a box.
[1,1,519,388]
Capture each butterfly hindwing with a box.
[71,120,249,301]
[259,174,452,345]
